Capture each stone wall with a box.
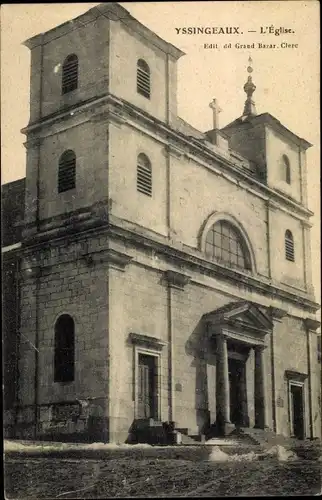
[16,234,109,441]
[106,234,318,441]
[28,14,110,122]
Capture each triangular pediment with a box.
[203,300,273,331]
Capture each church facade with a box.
[3,2,321,443]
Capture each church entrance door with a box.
[138,354,158,419]
[229,357,247,426]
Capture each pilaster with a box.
[269,306,287,433]
[254,345,269,429]
[301,220,315,295]
[304,317,320,439]
[163,269,190,423]
[22,138,43,239]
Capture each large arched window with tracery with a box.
[205,220,252,270]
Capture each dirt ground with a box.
[4,455,321,498]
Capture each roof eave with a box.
[22,2,185,60]
[221,113,312,150]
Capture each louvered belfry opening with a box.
[62,54,78,95]
[137,153,152,196]
[58,150,76,193]
[285,230,295,261]
[137,59,151,99]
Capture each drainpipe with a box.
[165,54,173,240]
[270,328,277,433]
[33,39,44,440]
[306,326,313,439]
[33,263,40,440]
[165,53,170,125]
[167,283,174,423]
[304,319,320,440]
[266,201,272,280]
[13,257,21,435]
[166,148,171,240]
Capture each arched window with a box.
[54,314,75,383]
[282,155,291,184]
[137,59,150,99]
[285,230,295,261]
[62,54,78,95]
[58,150,76,193]
[205,220,251,270]
[137,153,152,196]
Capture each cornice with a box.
[15,216,319,313]
[22,3,184,60]
[128,332,167,350]
[284,370,308,382]
[269,306,288,321]
[21,93,313,219]
[84,248,133,271]
[163,269,191,290]
[106,220,319,313]
[304,318,320,331]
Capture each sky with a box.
[1,1,320,305]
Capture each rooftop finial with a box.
[242,56,257,118]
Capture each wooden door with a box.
[138,354,157,419]
[291,384,304,439]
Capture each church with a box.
[3,2,321,444]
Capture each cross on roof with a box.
[209,98,222,130]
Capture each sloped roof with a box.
[173,117,206,140]
[23,2,185,60]
[221,113,312,150]
[203,300,273,331]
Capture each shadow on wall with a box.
[185,319,217,436]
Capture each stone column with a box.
[216,334,230,430]
[254,346,268,429]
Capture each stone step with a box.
[180,434,203,445]
[231,427,298,448]
[188,434,206,443]
[176,428,189,436]
[133,418,164,430]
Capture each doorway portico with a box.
[203,301,273,436]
